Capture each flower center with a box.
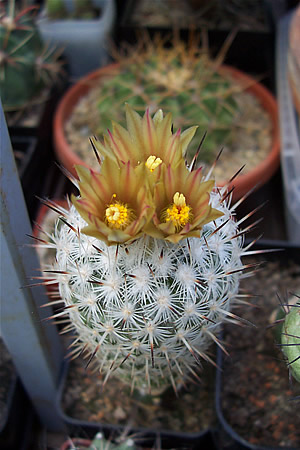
[105,197,134,230]
[163,192,192,230]
[145,155,162,172]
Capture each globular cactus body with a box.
[46,198,242,392]
[39,106,249,394]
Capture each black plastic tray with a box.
[0,338,34,450]
[11,134,37,180]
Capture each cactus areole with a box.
[39,106,252,394]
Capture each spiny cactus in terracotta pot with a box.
[75,32,241,164]
[0,0,63,111]
[37,105,257,394]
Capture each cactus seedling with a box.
[0,0,63,111]
[36,105,257,394]
[66,431,137,450]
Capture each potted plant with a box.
[33,104,267,447]
[37,0,116,80]
[215,243,300,449]
[53,32,280,201]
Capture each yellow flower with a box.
[145,161,223,243]
[72,158,155,245]
[70,106,223,246]
[91,104,198,173]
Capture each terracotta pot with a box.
[53,63,120,175]
[53,63,280,201]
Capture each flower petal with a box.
[125,103,144,153]
[180,126,198,157]
[141,108,158,156]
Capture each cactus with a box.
[37,105,254,394]
[90,432,136,450]
[280,297,300,384]
[0,0,63,111]
[84,32,242,164]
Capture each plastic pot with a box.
[53,63,280,202]
[37,0,116,80]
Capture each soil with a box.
[221,257,300,448]
[0,338,16,431]
[61,351,217,434]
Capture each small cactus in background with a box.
[45,0,99,20]
[0,0,63,111]
[65,431,137,450]
[280,296,300,384]
[82,31,241,164]
[37,105,255,394]
[45,0,68,20]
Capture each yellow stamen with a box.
[145,155,162,172]
[173,192,186,208]
[105,199,134,230]
[162,192,192,231]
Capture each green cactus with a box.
[0,0,63,111]
[92,33,240,164]
[280,299,300,383]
